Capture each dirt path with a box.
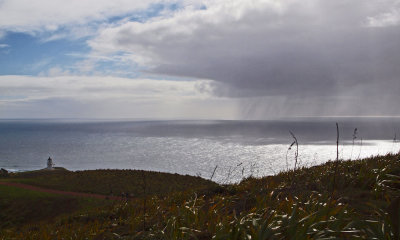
[0,181,125,200]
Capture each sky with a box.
[0,0,400,119]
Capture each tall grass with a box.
[2,153,400,239]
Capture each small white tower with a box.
[47,157,54,170]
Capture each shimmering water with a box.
[0,118,399,183]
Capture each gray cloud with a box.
[90,0,400,117]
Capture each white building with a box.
[47,157,54,170]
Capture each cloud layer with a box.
[0,75,237,118]
[86,0,400,117]
[1,0,400,118]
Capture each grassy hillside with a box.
[5,168,218,197]
[0,184,109,230]
[1,153,400,239]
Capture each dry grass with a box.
[1,152,400,239]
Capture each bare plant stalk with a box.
[224,166,232,183]
[289,131,299,171]
[227,162,244,182]
[332,123,340,195]
[210,165,218,180]
[350,128,357,160]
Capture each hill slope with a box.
[1,153,400,239]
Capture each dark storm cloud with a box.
[91,0,400,116]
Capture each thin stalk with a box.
[288,131,299,186]
[350,128,357,160]
[289,131,299,171]
[210,165,218,181]
[332,123,340,195]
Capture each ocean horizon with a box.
[1,117,399,183]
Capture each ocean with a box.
[0,118,399,183]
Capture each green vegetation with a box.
[7,168,218,197]
[1,153,400,239]
[0,185,108,230]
